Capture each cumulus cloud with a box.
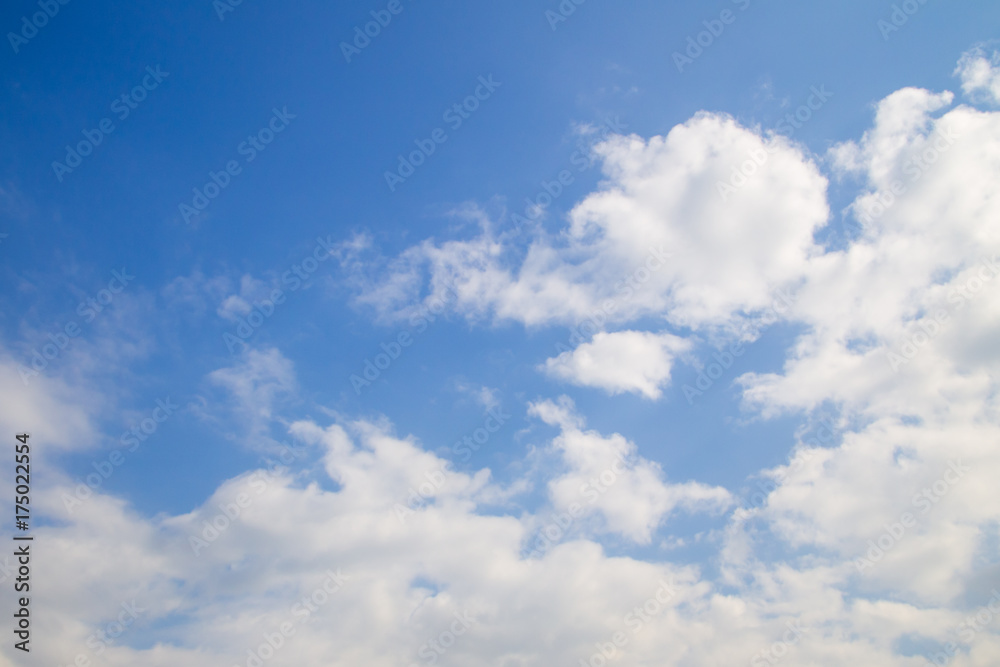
[731,62,1000,619]
[530,396,732,543]
[541,330,691,399]
[10,398,990,667]
[743,82,1000,418]
[11,409,724,667]
[955,47,1000,105]
[341,112,827,334]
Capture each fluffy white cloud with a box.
[564,115,827,329]
[742,83,1000,418]
[530,396,732,543]
[9,400,992,667]
[10,406,721,667]
[956,47,1000,105]
[342,112,828,334]
[542,330,691,399]
[729,69,1000,624]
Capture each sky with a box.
[1,0,1000,665]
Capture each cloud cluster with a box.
[5,50,1000,667]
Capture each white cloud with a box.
[956,47,1000,105]
[742,82,1000,418]
[342,112,828,334]
[729,64,1000,618]
[0,351,98,452]
[15,412,723,667]
[530,397,732,542]
[542,330,691,399]
[205,348,298,444]
[563,116,827,329]
[12,402,988,667]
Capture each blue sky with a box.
[2,1,1000,665]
